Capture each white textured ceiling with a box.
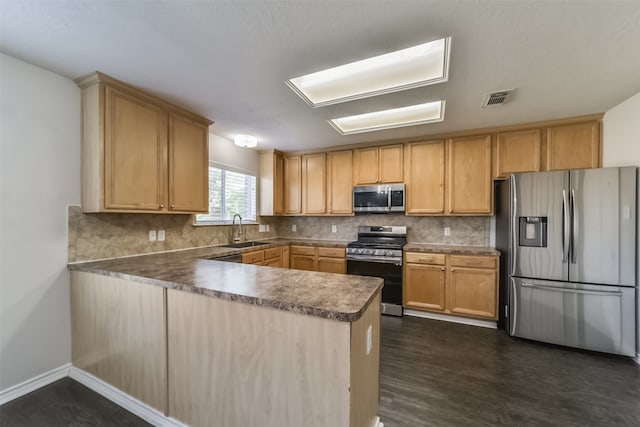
[2,1,640,151]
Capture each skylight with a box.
[328,101,445,135]
[286,37,451,107]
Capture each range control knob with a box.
[356,248,364,255]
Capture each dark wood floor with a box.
[0,378,150,427]
[1,316,639,426]
[379,315,640,427]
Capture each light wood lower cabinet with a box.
[70,271,167,412]
[242,246,286,267]
[404,252,499,320]
[290,245,346,273]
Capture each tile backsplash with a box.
[268,214,490,245]
[68,206,489,262]
[67,206,276,262]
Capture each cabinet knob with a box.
[160,204,164,208]
[449,209,453,214]
[171,204,175,208]
[441,267,445,271]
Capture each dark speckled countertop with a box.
[68,238,380,322]
[404,243,500,256]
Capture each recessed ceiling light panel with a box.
[286,37,451,107]
[329,101,445,135]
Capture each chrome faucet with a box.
[231,213,243,244]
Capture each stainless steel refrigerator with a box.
[495,167,637,356]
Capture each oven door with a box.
[347,257,403,315]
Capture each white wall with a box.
[209,134,259,174]
[0,54,80,390]
[602,91,640,356]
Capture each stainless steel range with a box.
[346,225,406,316]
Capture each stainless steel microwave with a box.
[353,184,405,213]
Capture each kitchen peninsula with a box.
[68,241,382,427]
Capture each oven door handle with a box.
[347,255,403,265]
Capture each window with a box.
[196,164,256,224]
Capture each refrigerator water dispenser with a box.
[518,217,547,247]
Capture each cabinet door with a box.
[290,254,316,271]
[327,150,353,214]
[447,135,492,215]
[104,87,167,210]
[405,141,445,214]
[546,121,600,171]
[317,257,346,274]
[354,147,380,185]
[448,267,497,319]
[282,246,290,269]
[379,144,404,183]
[494,129,541,179]
[302,153,326,214]
[403,263,446,311]
[258,151,284,216]
[168,113,209,212]
[284,156,302,214]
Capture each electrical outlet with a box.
[266,224,270,232]
[366,325,372,355]
[444,227,451,236]
[157,230,165,241]
[292,224,297,232]
[331,225,337,233]
[258,224,266,232]
[148,230,157,242]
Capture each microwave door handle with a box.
[387,186,392,211]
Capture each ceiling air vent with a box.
[481,89,515,107]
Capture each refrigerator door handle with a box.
[510,174,517,276]
[521,282,623,296]
[570,188,577,264]
[509,277,518,335]
[562,189,570,263]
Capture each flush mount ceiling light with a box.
[286,37,451,107]
[233,135,258,148]
[328,101,445,135]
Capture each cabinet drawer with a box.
[450,255,496,269]
[290,245,316,256]
[264,247,281,260]
[242,250,264,264]
[317,247,345,258]
[405,253,446,265]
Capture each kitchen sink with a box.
[220,241,271,249]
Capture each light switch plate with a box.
[444,227,451,236]
[157,230,165,241]
[258,224,266,232]
[331,225,337,233]
[266,224,270,232]
[148,230,157,242]
[292,224,297,232]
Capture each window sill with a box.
[193,221,259,227]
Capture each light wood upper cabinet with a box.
[405,140,445,214]
[545,121,600,171]
[327,150,353,215]
[493,129,542,179]
[76,72,212,214]
[168,113,209,212]
[302,153,326,214]
[104,86,167,210]
[259,150,284,216]
[283,155,302,214]
[447,135,492,215]
[354,144,403,185]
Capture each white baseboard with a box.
[404,309,498,329]
[69,367,186,427]
[0,363,71,405]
